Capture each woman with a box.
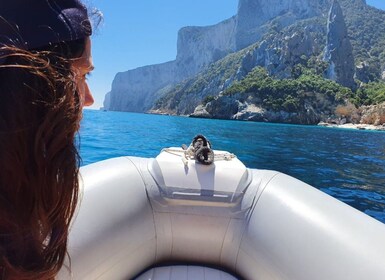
[0,0,95,279]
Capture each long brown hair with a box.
[0,39,86,279]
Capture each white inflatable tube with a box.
[238,172,385,280]
[59,157,156,279]
[59,154,385,280]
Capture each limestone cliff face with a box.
[235,0,329,49]
[105,0,385,120]
[106,17,236,111]
[246,24,324,78]
[102,91,111,110]
[176,17,236,79]
[109,61,177,112]
[106,0,328,112]
[324,0,356,88]
[106,0,324,112]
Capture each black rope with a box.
[191,134,214,165]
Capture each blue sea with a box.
[80,109,385,224]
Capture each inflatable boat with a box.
[58,136,385,280]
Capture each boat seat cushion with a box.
[135,265,239,280]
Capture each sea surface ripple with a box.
[80,110,385,224]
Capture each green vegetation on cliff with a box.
[353,82,385,106]
[224,67,352,112]
[154,47,251,112]
[152,0,385,124]
[341,0,385,79]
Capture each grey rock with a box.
[323,0,356,88]
[355,62,371,83]
[176,17,236,78]
[103,91,111,110]
[360,103,385,125]
[190,105,212,118]
[109,61,177,112]
[235,0,325,49]
[205,96,240,119]
[232,104,268,121]
[108,17,237,112]
[196,94,322,125]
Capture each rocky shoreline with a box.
[318,122,385,131]
[149,101,385,132]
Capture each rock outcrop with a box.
[109,61,177,112]
[190,93,321,125]
[323,0,356,88]
[323,101,385,126]
[360,103,385,125]
[176,17,236,78]
[235,0,328,49]
[246,25,323,78]
[101,91,111,110]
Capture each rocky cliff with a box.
[235,0,329,49]
[106,0,326,112]
[109,61,177,112]
[323,0,355,88]
[176,17,236,79]
[107,17,237,112]
[105,0,385,126]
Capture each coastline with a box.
[318,122,385,131]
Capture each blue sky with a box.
[86,0,385,109]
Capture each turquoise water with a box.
[80,110,385,224]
